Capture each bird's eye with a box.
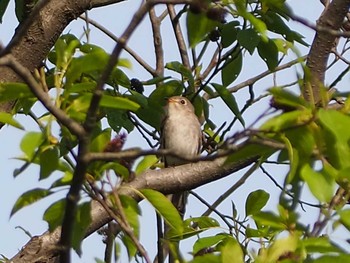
[180,99,186,105]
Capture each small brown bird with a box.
[161,96,202,215]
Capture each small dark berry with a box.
[208,29,221,42]
[130,78,144,94]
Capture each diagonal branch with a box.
[304,0,350,104]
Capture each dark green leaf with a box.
[187,11,218,47]
[221,51,243,87]
[106,109,134,133]
[40,146,59,179]
[0,83,34,102]
[11,188,52,216]
[43,199,66,232]
[257,39,279,71]
[0,113,24,130]
[212,83,244,126]
[221,21,240,48]
[245,189,270,216]
[166,61,194,89]
[269,87,309,109]
[237,28,260,54]
[193,235,227,255]
[0,0,10,23]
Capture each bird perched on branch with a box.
[161,96,202,215]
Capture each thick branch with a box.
[10,153,257,262]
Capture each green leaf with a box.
[269,87,309,109]
[176,217,220,240]
[221,237,243,263]
[66,49,109,85]
[245,189,270,216]
[260,110,313,132]
[221,21,240,48]
[106,109,134,133]
[193,235,227,255]
[189,254,221,263]
[72,202,92,256]
[90,128,111,152]
[0,83,34,102]
[20,132,44,160]
[11,188,52,216]
[221,52,243,87]
[0,113,24,130]
[187,11,218,47]
[262,234,298,262]
[257,38,279,71]
[43,199,66,232]
[253,211,286,230]
[100,94,140,112]
[135,155,158,175]
[120,195,141,238]
[318,109,350,169]
[0,0,10,23]
[237,28,260,55]
[302,237,343,253]
[300,164,334,203]
[212,83,244,126]
[139,189,183,235]
[312,255,350,263]
[339,209,350,232]
[40,146,59,179]
[166,61,194,90]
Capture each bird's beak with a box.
[167,97,177,104]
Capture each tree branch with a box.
[304,0,350,104]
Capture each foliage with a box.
[2,0,350,262]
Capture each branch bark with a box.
[304,0,350,104]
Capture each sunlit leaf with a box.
[300,164,334,203]
[20,132,44,160]
[135,155,158,175]
[221,237,243,263]
[0,113,24,130]
[140,189,183,235]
